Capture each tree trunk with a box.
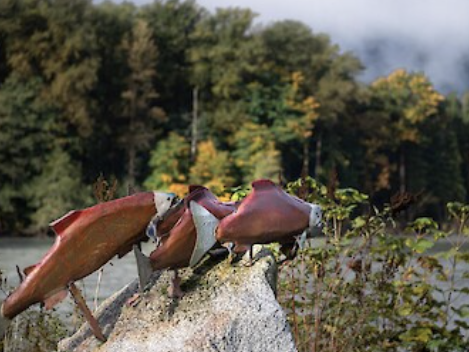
[128,84,137,189]
[399,146,406,194]
[191,86,198,163]
[315,134,322,179]
[466,152,469,203]
[128,144,135,189]
[302,138,310,177]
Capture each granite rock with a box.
[58,248,297,352]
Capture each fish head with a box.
[153,192,179,217]
[309,203,322,228]
[146,192,180,242]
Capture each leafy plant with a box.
[279,177,469,352]
[0,270,68,352]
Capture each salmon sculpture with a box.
[194,179,322,261]
[134,186,237,297]
[0,191,178,341]
[0,180,321,342]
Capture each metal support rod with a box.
[69,282,106,342]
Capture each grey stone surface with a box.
[58,249,297,352]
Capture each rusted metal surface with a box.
[1,192,175,320]
[150,186,236,270]
[1,180,322,343]
[69,282,106,342]
[216,180,316,250]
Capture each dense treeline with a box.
[1,0,469,235]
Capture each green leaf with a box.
[414,239,434,253]
[447,202,469,219]
[352,216,366,229]
[452,304,469,318]
[399,327,433,343]
[411,217,438,232]
[397,304,413,317]
[405,238,416,249]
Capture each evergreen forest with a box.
[1,0,469,235]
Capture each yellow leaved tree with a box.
[144,132,190,198]
[371,69,444,193]
[233,122,281,183]
[275,71,320,175]
[189,139,234,197]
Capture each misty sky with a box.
[131,0,469,93]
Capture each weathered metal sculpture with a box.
[194,179,322,261]
[137,186,237,297]
[0,179,322,342]
[0,191,177,341]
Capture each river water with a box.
[1,237,468,325]
[0,237,156,318]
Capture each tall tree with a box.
[1,0,99,136]
[259,20,362,180]
[120,18,165,188]
[189,140,233,194]
[26,148,91,232]
[84,1,136,181]
[0,75,58,233]
[144,132,191,192]
[371,69,444,193]
[233,122,281,183]
[189,8,263,138]
[423,110,465,217]
[449,93,469,203]
[281,71,320,174]
[142,0,202,128]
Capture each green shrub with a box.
[278,177,469,352]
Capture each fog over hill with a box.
[124,0,469,94]
[355,36,469,94]
[196,0,469,94]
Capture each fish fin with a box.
[23,264,38,276]
[222,242,234,256]
[308,203,322,229]
[117,233,147,258]
[49,210,82,236]
[188,185,205,193]
[133,245,153,292]
[189,202,218,267]
[252,179,275,188]
[44,290,68,310]
[296,230,308,249]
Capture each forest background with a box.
[1,0,469,236]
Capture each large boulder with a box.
[58,249,297,352]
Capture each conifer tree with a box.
[371,69,444,194]
[26,149,91,232]
[120,18,165,188]
[0,75,58,232]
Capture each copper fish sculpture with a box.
[0,191,178,341]
[194,179,322,260]
[0,179,322,342]
[135,186,237,297]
